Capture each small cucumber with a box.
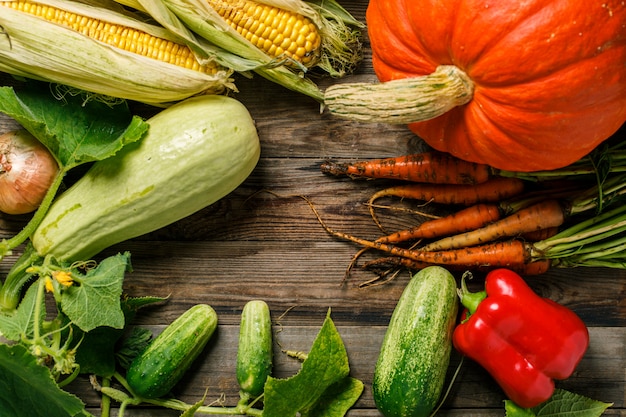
[236,300,273,398]
[126,304,218,399]
[373,266,459,417]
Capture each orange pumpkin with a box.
[325,0,626,171]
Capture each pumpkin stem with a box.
[323,65,474,124]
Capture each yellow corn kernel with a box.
[0,1,218,74]
[207,0,321,67]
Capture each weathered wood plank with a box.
[16,237,611,328]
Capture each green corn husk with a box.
[0,0,235,105]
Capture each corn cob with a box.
[208,0,322,68]
[1,0,216,74]
[0,0,233,105]
[113,0,363,101]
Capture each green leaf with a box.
[505,389,613,417]
[0,279,45,341]
[0,81,148,169]
[0,343,89,417]
[301,377,364,417]
[123,295,169,318]
[263,309,361,417]
[74,325,124,377]
[74,292,165,376]
[114,327,154,370]
[60,252,131,332]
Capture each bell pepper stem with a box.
[457,271,486,315]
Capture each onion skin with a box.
[0,130,59,215]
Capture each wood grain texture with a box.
[0,0,625,415]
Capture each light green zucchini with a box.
[236,299,273,398]
[373,266,459,417]
[31,95,260,262]
[126,304,218,399]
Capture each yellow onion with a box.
[0,130,59,215]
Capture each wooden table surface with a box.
[1,1,625,415]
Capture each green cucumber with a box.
[31,95,260,262]
[236,300,273,398]
[373,266,459,417]
[126,304,218,399]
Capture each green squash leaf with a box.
[0,344,89,417]
[0,81,148,169]
[505,389,613,417]
[263,309,362,417]
[60,252,131,332]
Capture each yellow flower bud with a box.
[44,277,54,293]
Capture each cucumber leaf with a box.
[0,81,148,169]
[301,377,364,417]
[504,389,613,417]
[0,344,90,417]
[60,252,132,332]
[75,296,165,376]
[263,309,363,417]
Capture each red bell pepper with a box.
[452,268,589,408]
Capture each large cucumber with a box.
[126,304,218,399]
[236,300,273,398]
[373,266,459,417]
[31,95,260,261]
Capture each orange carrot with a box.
[373,185,575,244]
[368,177,525,230]
[420,199,566,251]
[365,256,551,276]
[521,226,560,242]
[361,235,534,268]
[320,151,491,185]
[303,194,550,273]
[305,194,533,265]
[368,177,525,207]
[518,259,552,275]
[376,203,502,243]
